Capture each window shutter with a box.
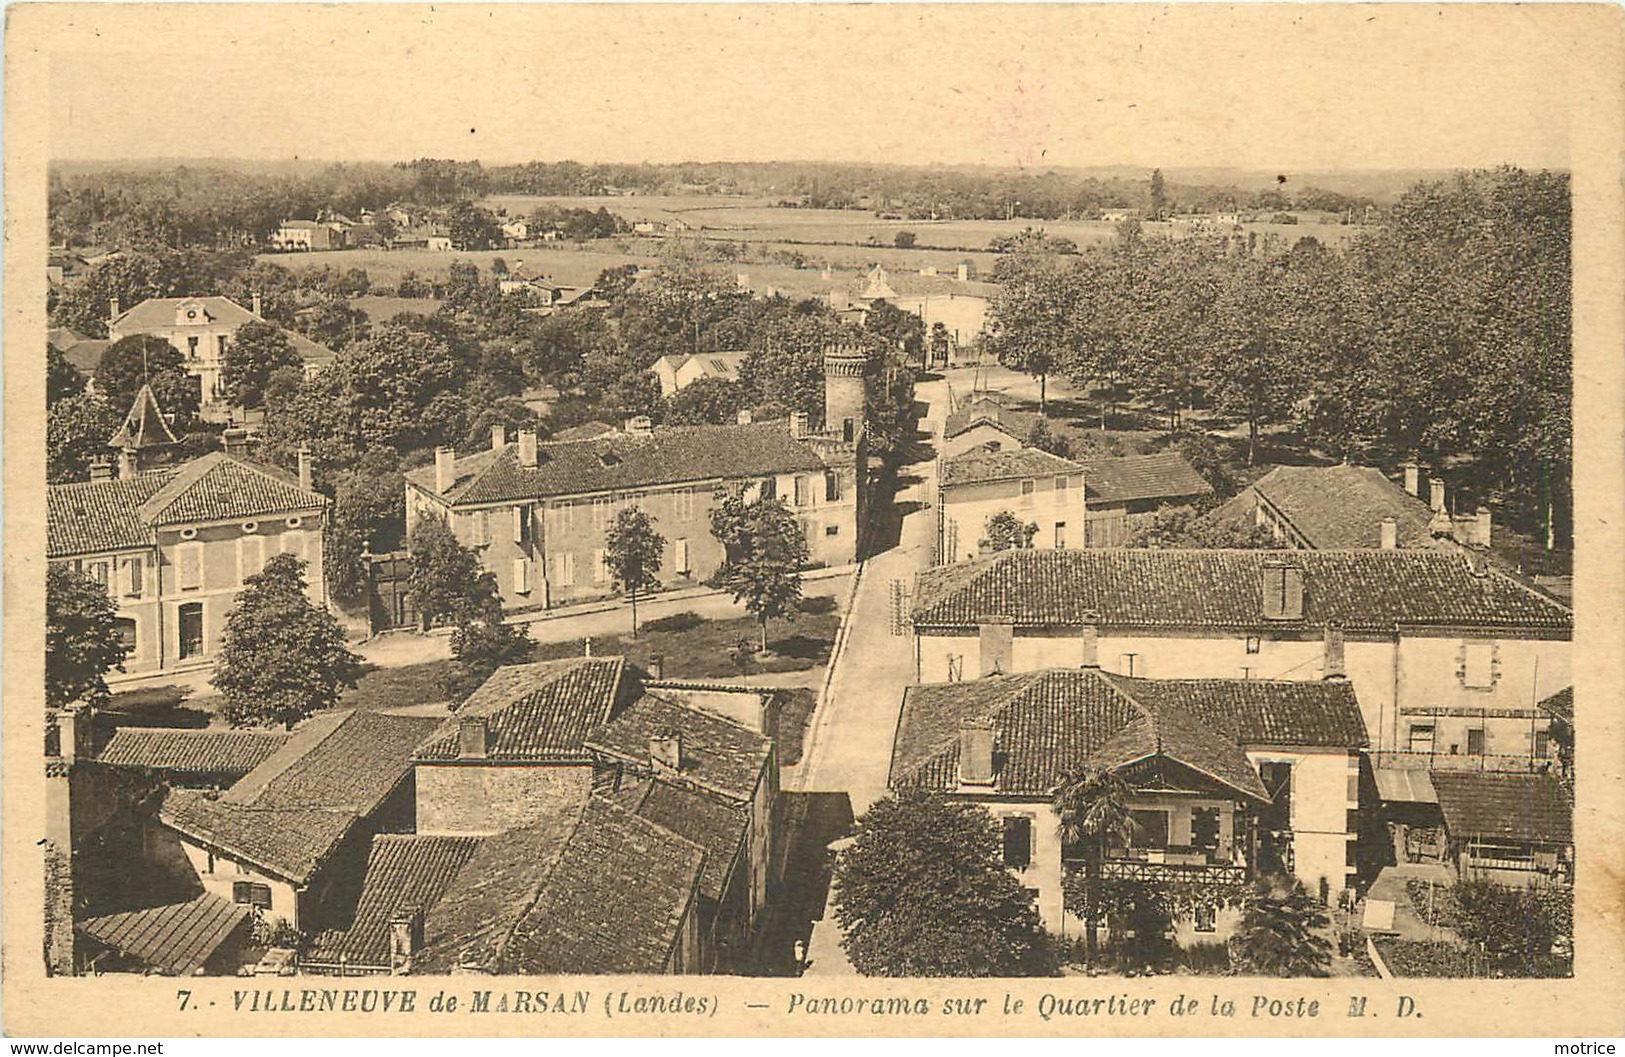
[124,557,143,598]
[178,544,203,591]
[512,558,530,594]
[593,548,607,582]
[512,506,526,544]
[675,538,690,574]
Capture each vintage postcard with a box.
[4,2,1623,1040]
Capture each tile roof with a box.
[1112,677,1369,749]
[1430,771,1573,845]
[911,548,1572,633]
[940,447,1085,488]
[95,728,289,779]
[305,835,482,970]
[415,657,625,763]
[1078,452,1213,506]
[943,393,1035,441]
[586,687,772,802]
[136,451,327,527]
[160,711,441,884]
[48,326,89,351]
[613,781,749,902]
[48,450,328,558]
[890,668,1289,801]
[76,893,250,975]
[685,351,748,381]
[47,472,172,557]
[62,338,110,375]
[109,296,258,333]
[1537,687,1573,725]
[405,421,831,506]
[1213,464,1435,549]
[108,383,178,450]
[417,799,703,975]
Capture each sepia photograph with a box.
[4,1,1623,1041]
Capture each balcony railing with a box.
[1098,858,1249,886]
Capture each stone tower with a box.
[822,344,869,444]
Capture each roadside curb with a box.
[793,557,868,792]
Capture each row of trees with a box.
[833,784,1334,978]
[988,167,1572,543]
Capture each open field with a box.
[259,243,661,291]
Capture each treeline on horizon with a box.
[49,158,1387,250]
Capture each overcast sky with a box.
[43,5,1575,172]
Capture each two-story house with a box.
[890,667,1368,934]
[936,447,1087,562]
[650,350,750,398]
[106,295,335,412]
[909,548,1571,763]
[405,348,870,610]
[47,446,329,678]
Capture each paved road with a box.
[795,377,949,976]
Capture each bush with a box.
[642,610,706,634]
[1177,940,1236,975]
[797,595,838,616]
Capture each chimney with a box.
[1322,625,1346,680]
[649,731,683,772]
[1402,461,1421,497]
[491,423,507,451]
[434,447,456,494]
[223,427,249,457]
[736,408,753,426]
[108,297,121,322]
[1261,562,1305,621]
[1475,506,1493,548]
[978,617,1014,677]
[789,411,810,438]
[90,458,115,482]
[1465,551,1491,578]
[1379,516,1398,550]
[457,715,488,759]
[252,293,263,318]
[958,723,996,787]
[1079,621,1100,668]
[297,447,313,491]
[624,415,653,437]
[517,429,538,467]
[388,909,423,972]
[1428,476,1447,514]
[55,703,94,764]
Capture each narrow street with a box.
[789,375,950,975]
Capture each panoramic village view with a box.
[42,156,1574,982]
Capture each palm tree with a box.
[1053,765,1134,966]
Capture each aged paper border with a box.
[5,3,1623,1038]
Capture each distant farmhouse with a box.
[269,219,349,252]
[650,350,749,398]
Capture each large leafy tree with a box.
[47,346,86,406]
[46,564,128,708]
[1053,765,1134,967]
[663,377,747,426]
[979,511,1037,554]
[708,491,808,652]
[47,393,121,484]
[833,790,1052,977]
[223,321,301,409]
[323,451,407,606]
[211,554,362,729]
[94,334,200,424]
[1230,874,1333,977]
[405,514,499,629]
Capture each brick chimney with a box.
[457,715,488,759]
[297,447,313,492]
[388,909,423,973]
[649,731,683,772]
[789,411,810,438]
[1322,626,1346,680]
[90,458,115,482]
[1402,461,1422,498]
[516,429,537,467]
[1428,476,1447,514]
[1261,562,1305,621]
[978,616,1014,677]
[434,447,456,494]
[958,723,996,787]
[108,297,121,322]
[1379,516,1398,550]
[223,427,249,457]
[491,423,507,451]
[1475,506,1493,548]
[252,293,263,318]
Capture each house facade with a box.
[650,350,750,398]
[406,350,869,611]
[890,668,1368,932]
[936,447,1087,562]
[1077,452,1213,547]
[270,220,346,251]
[910,549,1572,763]
[106,295,335,412]
[47,449,329,679]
